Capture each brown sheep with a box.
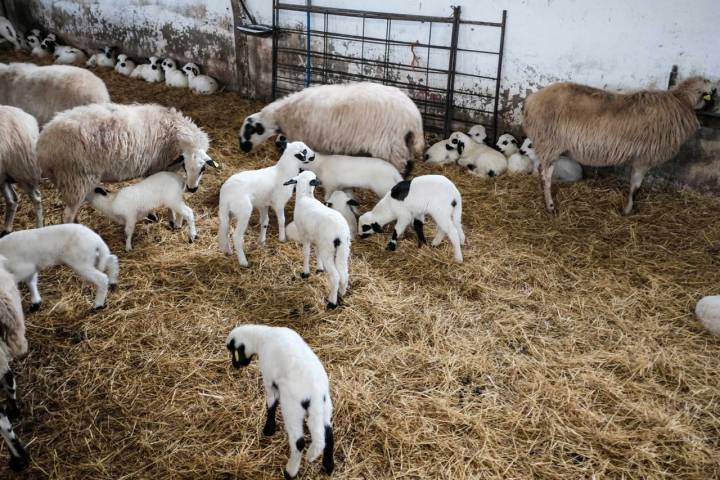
[523,77,715,215]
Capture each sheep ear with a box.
[206,159,220,169]
[346,199,359,206]
[283,179,297,186]
[371,222,383,233]
[309,178,322,187]
[94,187,108,196]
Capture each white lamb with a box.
[53,46,87,65]
[162,58,188,88]
[695,296,720,336]
[26,35,49,58]
[521,138,583,182]
[506,149,534,175]
[468,124,488,144]
[284,171,351,309]
[423,138,460,165]
[114,54,136,76]
[86,47,116,68]
[85,172,197,252]
[226,324,334,479]
[0,17,21,50]
[451,131,507,178]
[182,63,219,95]
[130,56,164,83]
[0,224,119,311]
[358,175,465,263]
[218,141,309,267]
[496,133,519,157]
[287,190,360,242]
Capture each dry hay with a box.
[1,50,720,479]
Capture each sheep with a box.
[114,53,136,76]
[423,138,460,165]
[496,133,519,157]
[0,106,43,236]
[0,17,21,50]
[238,82,424,173]
[26,35,49,57]
[284,171,351,309]
[218,141,309,267]
[520,138,582,182]
[0,257,30,472]
[468,124,488,144]
[162,58,188,88]
[0,224,119,311]
[358,174,465,263]
[226,324,334,479]
[0,62,110,126]
[53,46,88,65]
[37,102,218,223]
[503,136,534,175]
[695,296,720,336]
[450,132,507,178]
[181,63,219,95]
[86,46,116,68]
[85,172,197,252]
[130,56,164,83]
[523,76,716,214]
[287,190,360,242]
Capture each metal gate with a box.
[271,2,506,141]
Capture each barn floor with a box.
[1,50,720,479]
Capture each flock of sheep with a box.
[0,13,719,479]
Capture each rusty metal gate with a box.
[271,2,507,141]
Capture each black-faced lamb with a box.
[226,324,334,479]
[218,141,309,267]
[0,257,30,471]
[37,102,217,223]
[358,175,465,263]
[85,172,198,252]
[0,62,110,126]
[520,138,582,182]
[450,132,507,178]
[114,54,136,76]
[239,82,424,173]
[0,106,43,235]
[86,47,117,68]
[283,171,351,309]
[0,224,119,311]
[182,63,219,95]
[523,76,716,214]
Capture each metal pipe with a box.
[492,10,507,143]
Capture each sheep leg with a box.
[232,207,252,268]
[258,207,269,245]
[436,216,463,263]
[26,272,42,311]
[22,185,43,228]
[431,229,446,247]
[413,218,427,247]
[336,248,349,297]
[105,255,119,290]
[274,204,287,242]
[1,369,19,420]
[387,216,411,251]
[301,242,312,278]
[176,204,197,242]
[282,401,306,480]
[123,219,136,252]
[540,161,557,214]
[315,246,324,273]
[623,165,649,215]
[0,407,30,472]
[70,264,109,310]
[1,183,18,236]
[263,380,279,436]
[323,252,341,309]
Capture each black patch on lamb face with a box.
[271,381,279,390]
[301,399,310,410]
[445,144,454,151]
[467,164,476,170]
[371,222,382,233]
[120,62,126,67]
[361,224,371,232]
[391,230,398,241]
[346,199,359,207]
[255,122,265,135]
[295,437,306,452]
[488,170,496,177]
[451,199,457,208]
[227,339,253,368]
[240,141,253,152]
[390,180,412,201]
[457,141,464,155]
[333,237,341,248]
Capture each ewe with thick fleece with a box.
[86,172,197,251]
[182,63,219,95]
[521,138,582,182]
[523,76,715,214]
[284,171,351,309]
[0,224,119,310]
[0,62,110,126]
[0,258,30,472]
[0,17,20,50]
[38,103,216,223]
[358,175,465,263]
[218,141,308,267]
[0,106,43,235]
[86,47,117,68]
[287,190,360,241]
[239,82,424,173]
[130,56,164,83]
[423,138,460,165]
[114,54,136,76]
[450,132,507,178]
[695,296,720,336]
[226,325,334,479]
[162,58,188,88]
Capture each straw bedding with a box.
[1,51,719,479]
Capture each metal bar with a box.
[456,47,500,55]
[305,2,312,87]
[360,16,366,78]
[492,10,507,143]
[271,0,279,99]
[383,18,392,85]
[443,6,461,137]
[323,11,328,84]
[275,27,453,51]
[276,2,453,23]
[424,22,432,115]
[458,19,503,27]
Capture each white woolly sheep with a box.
[0,256,30,472]
[284,171,351,309]
[53,45,87,65]
[496,133,519,157]
[0,106,43,235]
[358,174,465,263]
[182,63,219,95]
[239,82,424,173]
[521,138,582,183]
[695,296,720,336]
[38,102,218,223]
[450,132,507,178]
[114,54,136,76]
[130,56,164,83]
[0,17,20,50]
[218,141,309,267]
[162,58,188,88]
[0,62,110,126]
[226,324,334,479]
[287,190,360,242]
[85,172,197,252]
[86,46,117,68]
[0,224,119,311]
[423,138,460,165]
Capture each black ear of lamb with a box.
[390,180,412,201]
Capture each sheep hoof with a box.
[326,302,338,310]
[283,470,295,480]
[8,453,30,472]
[263,423,277,436]
[301,272,310,279]
[145,212,159,223]
[92,304,106,312]
[29,302,41,312]
[0,230,10,238]
[169,221,177,230]
[316,269,324,273]
[386,242,396,251]
[109,283,118,292]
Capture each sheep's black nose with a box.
[240,141,253,153]
[151,65,157,70]
[186,186,198,193]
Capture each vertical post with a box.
[271,0,279,99]
[323,11,328,84]
[383,19,392,84]
[492,10,507,144]
[305,0,312,87]
[443,6,461,138]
